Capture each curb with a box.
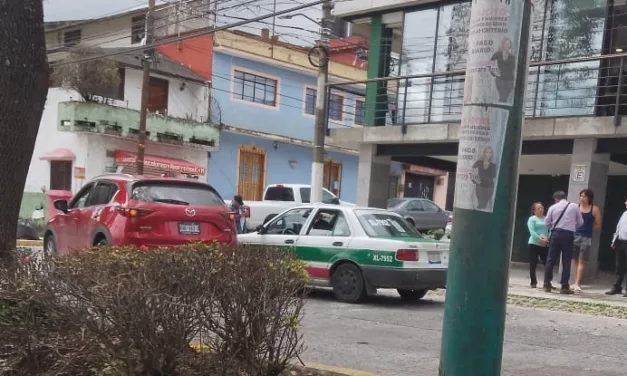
[428,289,627,309]
[16,239,43,247]
[302,362,377,376]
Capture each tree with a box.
[51,49,121,102]
[0,0,49,258]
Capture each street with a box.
[301,290,627,376]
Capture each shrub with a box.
[0,245,307,376]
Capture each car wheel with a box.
[397,289,428,301]
[44,233,56,258]
[331,263,367,303]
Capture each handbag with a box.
[548,203,570,243]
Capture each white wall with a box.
[122,69,209,122]
[25,89,87,194]
[46,1,211,51]
[26,82,210,194]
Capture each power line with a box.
[50,0,325,67]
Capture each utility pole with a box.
[439,1,533,375]
[310,0,332,203]
[137,0,156,175]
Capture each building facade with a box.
[207,30,368,204]
[207,29,452,206]
[328,0,627,275]
[22,4,218,219]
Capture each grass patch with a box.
[426,290,627,319]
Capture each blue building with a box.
[207,31,370,203]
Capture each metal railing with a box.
[327,53,627,134]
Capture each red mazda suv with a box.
[44,174,237,255]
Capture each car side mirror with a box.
[256,225,267,234]
[331,197,340,205]
[54,199,69,213]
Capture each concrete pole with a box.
[310,0,331,203]
[439,1,533,375]
[137,0,155,175]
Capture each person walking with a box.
[527,202,549,288]
[571,189,602,292]
[606,196,627,297]
[229,195,246,234]
[543,190,584,294]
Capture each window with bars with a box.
[328,93,344,122]
[131,15,146,44]
[354,99,365,125]
[233,70,277,107]
[305,87,316,115]
[63,29,82,47]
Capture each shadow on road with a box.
[304,288,445,310]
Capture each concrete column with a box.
[560,138,609,281]
[357,144,391,208]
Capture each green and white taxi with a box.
[237,204,449,303]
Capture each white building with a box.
[21,3,219,219]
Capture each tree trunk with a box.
[0,0,49,259]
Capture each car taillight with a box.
[115,207,153,218]
[447,215,453,222]
[396,249,418,262]
[223,212,237,221]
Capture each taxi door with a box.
[294,208,351,281]
[242,207,313,251]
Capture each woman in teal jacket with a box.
[527,202,549,288]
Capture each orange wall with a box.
[157,34,213,80]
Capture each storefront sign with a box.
[454,0,527,213]
[114,150,206,175]
[74,167,85,179]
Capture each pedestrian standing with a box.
[571,189,602,292]
[606,196,627,297]
[230,195,246,234]
[543,190,584,294]
[527,202,549,288]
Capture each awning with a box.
[39,148,76,161]
[114,150,206,175]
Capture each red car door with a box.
[63,183,95,252]
[79,181,120,248]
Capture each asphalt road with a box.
[301,289,627,376]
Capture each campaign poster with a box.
[454,0,527,213]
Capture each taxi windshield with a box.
[355,211,422,238]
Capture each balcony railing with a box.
[57,101,220,149]
[327,53,627,134]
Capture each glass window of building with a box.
[395,0,609,123]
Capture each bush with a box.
[0,245,308,376]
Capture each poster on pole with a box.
[454,0,527,213]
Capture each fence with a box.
[327,53,627,134]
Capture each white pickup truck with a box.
[225,184,354,232]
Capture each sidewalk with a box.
[508,263,627,308]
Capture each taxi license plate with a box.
[178,222,200,235]
[427,251,441,264]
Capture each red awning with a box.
[114,150,206,176]
[39,148,76,161]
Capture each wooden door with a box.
[148,76,169,114]
[323,160,342,197]
[50,161,72,191]
[237,146,266,201]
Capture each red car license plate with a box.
[178,222,200,235]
